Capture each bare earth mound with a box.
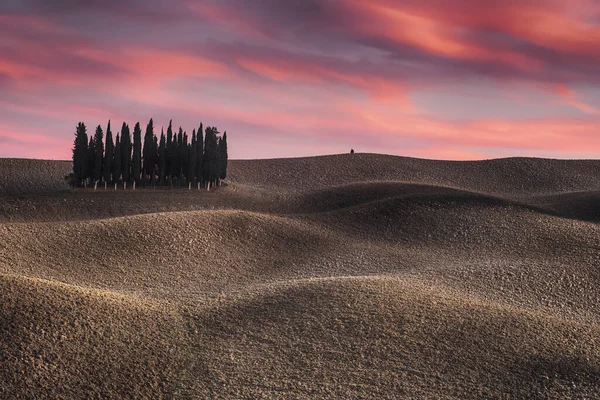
[1,153,599,399]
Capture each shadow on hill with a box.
[291,181,600,224]
[183,276,600,398]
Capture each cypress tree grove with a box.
[219,131,228,180]
[72,122,88,187]
[113,133,122,183]
[121,123,132,184]
[195,123,203,185]
[142,118,154,184]
[132,122,142,185]
[103,121,114,184]
[70,118,230,190]
[159,130,166,186]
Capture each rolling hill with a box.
[1,154,599,399]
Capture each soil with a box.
[1,153,599,399]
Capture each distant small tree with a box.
[219,131,228,180]
[103,121,114,184]
[132,122,142,185]
[350,149,354,154]
[64,173,77,188]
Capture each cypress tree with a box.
[176,127,184,181]
[142,118,154,184]
[167,121,177,183]
[158,130,166,186]
[72,122,88,187]
[195,123,203,184]
[113,133,122,183]
[132,122,142,185]
[87,136,96,185]
[103,121,114,184]
[152,134,159,185]
[187,130,196,184]
[182,130,189,182]
[121,123,131,183]
[93,125,104,183]
[203,126,219,186]
[219,131,228,180]
[202,127,210,184]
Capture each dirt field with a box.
[1,154,599,399]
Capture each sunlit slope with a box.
[0,274,187,399]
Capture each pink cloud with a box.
[1,1,600,160]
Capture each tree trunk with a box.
[206,181,211,191]
[114,183,117,191]
[104,181,107,190]
[94,181,97,191]
[197,182,200,190]
[188,182,191,190]
[133,181,136,191]
[124,182,127,190]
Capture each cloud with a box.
[1,1,600,160]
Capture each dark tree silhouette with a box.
[195,123,203,185]
[121,123,132,184]
[71,118,231,190]
[93,125,104,184]
[113,133,122,183]
[158,130,166,186]
[167,121,177,184]
[182,130,189,183]
[87,136,96,185]
[203,126,220,187]
[103,121,114,184]
[132,122,142,185]
[152,133,159,185]
[219,131,228,180]
[188,130,197,185]
[142,118,154,184]
[72,122,88,186]
[176,127,184,182]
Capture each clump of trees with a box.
[70,119,228,190]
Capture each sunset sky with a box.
[1,0,600,160]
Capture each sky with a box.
[1,0,600,160]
